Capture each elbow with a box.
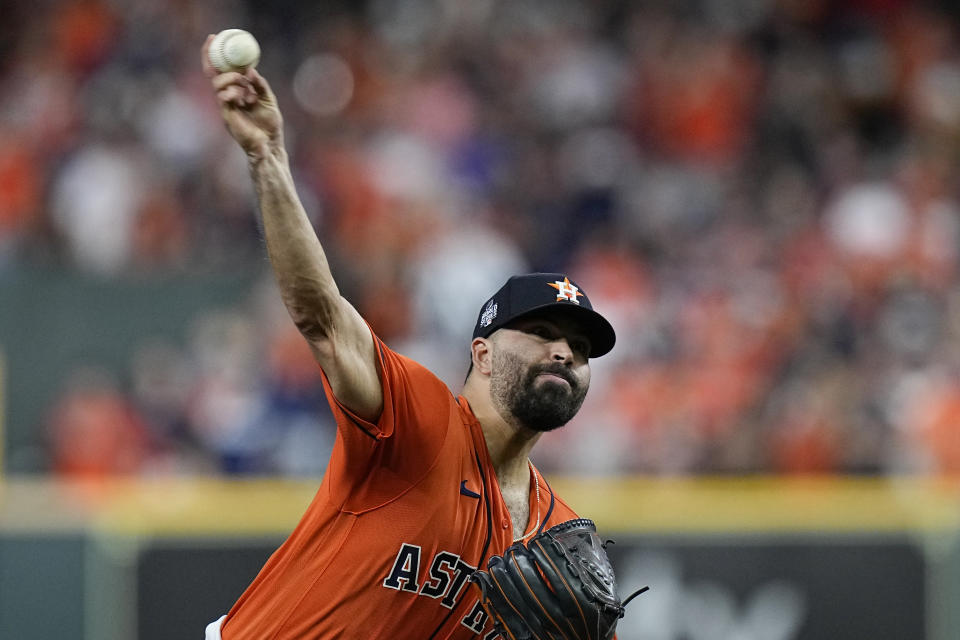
[286,291,346,348]
[292,314,329,343]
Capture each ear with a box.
[470,337,493,376]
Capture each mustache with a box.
[528,363,578,390]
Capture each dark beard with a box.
[490,351,588,432]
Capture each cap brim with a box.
[505,302,616,358]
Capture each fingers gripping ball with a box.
[209,29,261,73]
[470,518,648,640]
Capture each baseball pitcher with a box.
[201,33,643,640]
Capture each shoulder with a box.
[377,340,458,405]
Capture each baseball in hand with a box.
[209,29,261,73]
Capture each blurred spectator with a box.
[47,368,153,477]
[50,142,147,273]
[0,132,41,265]
[5,0,960,477]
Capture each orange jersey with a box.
[220,332,580,639]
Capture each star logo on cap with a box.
[548,277,583,304]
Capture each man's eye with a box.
[572,340,591,357]
[530,326,552,339]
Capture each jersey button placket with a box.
[501,517,509,530]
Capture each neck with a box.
[462,384,541,485]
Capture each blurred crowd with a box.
[5,0,960,476]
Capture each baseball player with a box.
[202,35,630,640]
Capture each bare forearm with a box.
[250,147,339,339]
[203,39,381,420]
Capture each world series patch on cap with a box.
[472,273,616,357]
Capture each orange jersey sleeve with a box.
[316,332,454,513]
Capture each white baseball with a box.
[209,29,261,73]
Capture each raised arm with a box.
[201,34,382,422]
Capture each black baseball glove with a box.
[469,518,647,640]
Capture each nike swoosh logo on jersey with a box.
[459,480,481,499]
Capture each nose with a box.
[550,339,574,364]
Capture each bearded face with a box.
[489,349,589,432]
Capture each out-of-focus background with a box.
[2,0,960,638]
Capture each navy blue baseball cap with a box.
[472,273,616,357]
